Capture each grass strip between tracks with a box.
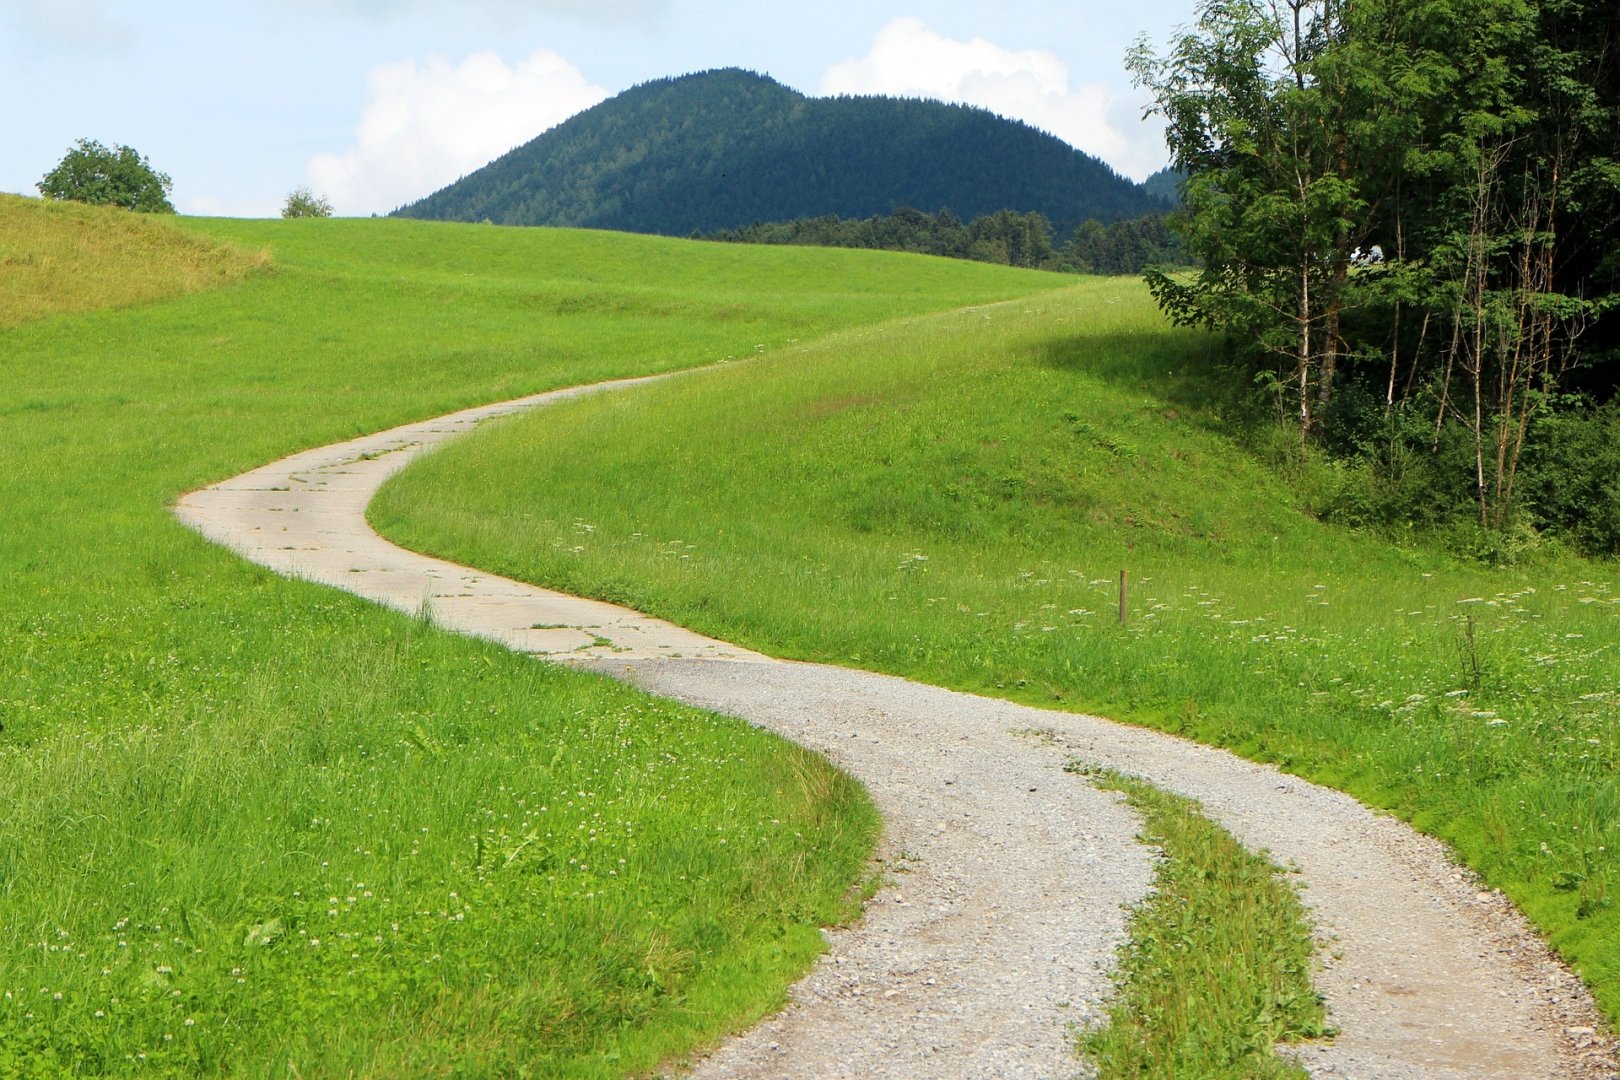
[1072,765,1331,1079]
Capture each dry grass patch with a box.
[0,194,267,328]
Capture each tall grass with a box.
[0,198,1065,1073]
[0,194,268,328]
[373,283,1620,1023]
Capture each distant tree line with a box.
[1134,0,1620,557]
[703,207,1186,276]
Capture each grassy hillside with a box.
[373,282,1620,1024]
[0,197,1068,1075]
[0,193,267,328]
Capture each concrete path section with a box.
[176,377,1617,1079]
[176,376,768,664]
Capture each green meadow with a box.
[374,280,1620,1025]
[0,195,1069,1075]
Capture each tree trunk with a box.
[1298,252,1314,447]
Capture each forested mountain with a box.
[392,69,1161,236]
[1141,166,1183,208]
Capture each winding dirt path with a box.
[175,377,1616,1079]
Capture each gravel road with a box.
[175,377,1617,1079]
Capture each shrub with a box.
[1521,400,1620,557]
[282,188,334,219]
[38,139,174,213]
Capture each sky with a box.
[1,1,1192,219]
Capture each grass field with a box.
[0,197,1070,1075]
[373,282,1620,1026]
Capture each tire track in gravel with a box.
[175,375,1616,1079]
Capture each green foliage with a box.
[37,138,174,213]
[1075,768,1329,1078]
[966,208,1053,267]
[1521,400,1620,556]
[708,206,981,261]
[1292,388,1620,560]
[1133,0,1620,552]
[393,68,1160,236]
[706,207,1184,276]
[1130,0,1367,437]
[0,214,1060,1071]
[375,284,1620,1024]
[281,187,333,219]
[705,206,1059,267]
[1065,214,1186,275]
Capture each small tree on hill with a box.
[38,139,174,212]
[282,187,334,219]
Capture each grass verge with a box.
[1070,765,1330,1079]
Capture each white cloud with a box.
[820,17,1164,181]
[308,48,607,215]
